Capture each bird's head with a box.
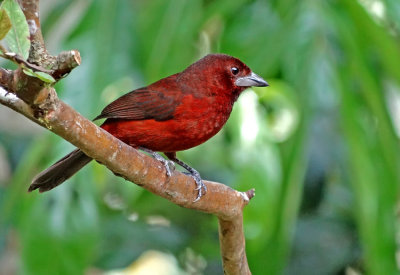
[179,54,268,101]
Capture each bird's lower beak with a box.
[235,72,269,87]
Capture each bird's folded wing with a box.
[94,89,181,121]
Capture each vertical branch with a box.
[218,190,254,275]
[17,0,81,77]
[17,0,52,66]
[219,215,250,275]
[17,0,42,43]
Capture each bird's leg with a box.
[139,147,175,177]
[164,152,207,202]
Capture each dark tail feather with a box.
[29,149,92,192]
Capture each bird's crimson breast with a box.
[101,94,233,152]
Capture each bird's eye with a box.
[231,67,239,75]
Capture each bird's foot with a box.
[152,152,175,177]
[169,156,207,202]
[140,147,175,177]
[140,148,206,202]
[183,169,207,202]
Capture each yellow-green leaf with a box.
[22,68,35,77]
[0,8,11,40]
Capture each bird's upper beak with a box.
[235,72,269,87]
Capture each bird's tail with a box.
[29,149,92,192]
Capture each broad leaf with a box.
[33,71,56,83]
[0,8,11,40]
[23,68,55,84]
[2,0,30,59]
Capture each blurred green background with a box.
[1,0,400,274]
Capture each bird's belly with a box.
[101,110,230,152]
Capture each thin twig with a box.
[1,52,52,73]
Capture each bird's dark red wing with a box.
[94,88,181,121]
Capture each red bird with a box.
[29,54,268,201]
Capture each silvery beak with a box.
[235,72,269,87]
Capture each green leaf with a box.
[34,71,56,83]
[22,67,35,77]
[2,0,30,59]
[23,68,56,84]
[0,8,12,40]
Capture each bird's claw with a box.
[187,170,207,202]
[140,147,206,202]
[156,157,175,177]
[182,170,207,201]
[141,148,175,177]
[165,160,175,177]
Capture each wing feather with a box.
[94,88,181,121]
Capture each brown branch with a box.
[0,68,14,92]
[51,50,81,79]
[0,87,43,126]
[0,87,253,274]
[17,0,81,78]
[17,0,49,65]
[0,1,254,274]
[219,214,249,274]
[2,52,52,73]
[0,87,251,216]
[17,0,42,44]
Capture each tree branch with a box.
[17,0,81,79]
[0,1,254,274]
[0,85,253,274]
[0,86,252,217]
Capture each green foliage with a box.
[0,8,11,40]
[1,0,400,274]
[22,69,56,84]
[1,0,30,59]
